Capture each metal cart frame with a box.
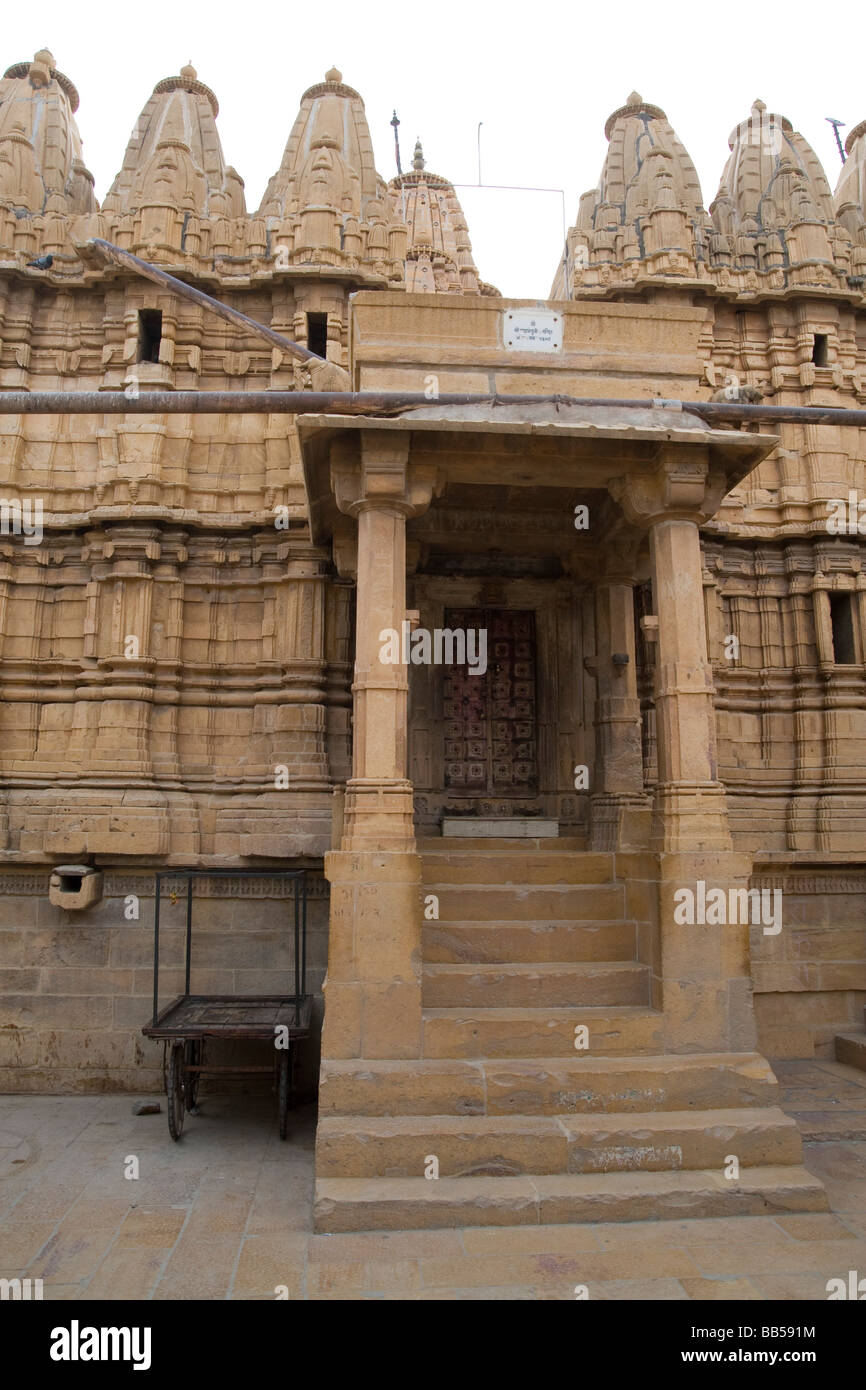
[141,868,310,1141]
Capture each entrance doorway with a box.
[443,609,538,798]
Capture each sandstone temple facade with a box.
[1,51,865,1229]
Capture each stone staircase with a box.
[314,839,826,1231]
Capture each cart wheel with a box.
[278,1049,290,1141]
[184,1040,200,1112]
[167,1042,185,1141]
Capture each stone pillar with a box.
[343,496,414,851]
[321,430,438,1060]
[611,449,756,1054]
[649,516,730,853]
[589,572,648,849]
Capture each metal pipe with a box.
[2,388,866,426]
[84,239,322,364]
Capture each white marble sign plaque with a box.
[503,308,562,352]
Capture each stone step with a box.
[420,850,615,886]
[422,961,650,1009]
[423,919,637,965]
[422,1005,663,1058]
[422,883,626,922]
[318,1053,784,1117]
[315,1107,803,1178]
[834,1031,866,1072]
[482,1054,783,1115]
[314,1165,828,1232]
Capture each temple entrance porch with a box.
[297,400,827,1230]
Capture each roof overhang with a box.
[297,401,778,546]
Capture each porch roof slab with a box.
[297,401,777,545]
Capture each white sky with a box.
[4,0,862,298]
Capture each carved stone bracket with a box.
[609,445,728,531]
[330,431,440,522]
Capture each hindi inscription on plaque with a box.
[503,308,562,352]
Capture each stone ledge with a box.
[442,818,558,838]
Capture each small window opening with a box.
[830,593,857,664]
[137,309,163,364]
[58,873,83,893]
[306,312,328,359]
[812,333,829,367]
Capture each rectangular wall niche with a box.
[137,310,163,363]
[306,312,328,359]
[830,592,857,664]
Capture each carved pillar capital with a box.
[330,430,439,522]
[609,444,727,531]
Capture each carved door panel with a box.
[443,608,537,795]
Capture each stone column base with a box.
[651,782,732,854]
[321,848,423,1059]
[589,794,652,850]
[340,779,416,851]
[658,848,758,1054]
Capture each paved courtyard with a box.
[1,1057,866,1300]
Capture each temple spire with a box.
[0,49,95,214]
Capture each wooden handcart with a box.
[142,869,311,1141]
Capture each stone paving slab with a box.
[0,1063,865,1300]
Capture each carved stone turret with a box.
[835,119,866,278]
[259,69,404,282]
[0,49,95,216]
[100,61,244,262]
[711,100,844,290]
[388,138,498,295]
[0,49,95,262]
[552,92,707,298]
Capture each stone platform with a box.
[1,1059,865,1300]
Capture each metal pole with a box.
[827,117,846,165]
[185,875,193,998]
[391,110,402,177]
[153,873,161,1027]
[294,875,300,1004]
[5,388,866,427]
[84,240,323,364]
[301,873,307,999]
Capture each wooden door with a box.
[442,609,537,796]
